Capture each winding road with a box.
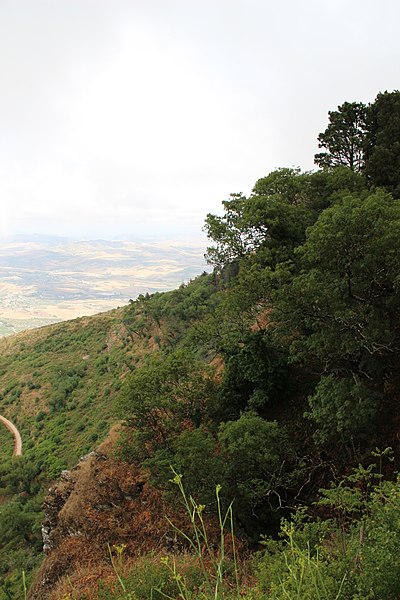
[0,415,22,456]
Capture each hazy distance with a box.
[0,0,399,240]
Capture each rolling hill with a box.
[0,234,208,336]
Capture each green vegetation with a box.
[98,471,240,600]
[315,90,400,197]
[78,458,400,599]
[1,89,400,598]
[113,89,400,597]
[0,309,147,597]
[255,455,400,599]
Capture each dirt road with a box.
[0,415,22,456]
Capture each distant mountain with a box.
[0,235,208,336]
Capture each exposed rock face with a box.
[41,466,78,553]
[28,439,191,600]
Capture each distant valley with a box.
[0,234,208,336]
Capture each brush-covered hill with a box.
[0,272,220,597]
[0,307,133,595]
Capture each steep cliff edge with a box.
[28,433,191,599]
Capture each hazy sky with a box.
[0,0,399,240]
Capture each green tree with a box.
[364,90,400,197]
[314,101,368,171]
[307,375,378,445]
[217,412,292,533]
[204,169,316,269]
[204,167,368,274]
[117,350,217,460]
[274,190,400,447]
[145,427,223,505]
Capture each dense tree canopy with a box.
[119,87,400,542]
[205,164,400,455]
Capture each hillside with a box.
[2,91,400,599]
[0,309,125,464]
[0,271,219,597]
[0,306,151,595]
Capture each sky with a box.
[0,0,399,240]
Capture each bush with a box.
[255,463,400,600]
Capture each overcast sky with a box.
[0,0,399,240]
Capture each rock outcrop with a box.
[28,436,190,600]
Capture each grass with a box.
[165,470,240,600]
[96,471,242,600]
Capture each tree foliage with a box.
[272,190,400,448]
[118,88,400,545]
[315,91,400,198]
[117,349,218,459]
[217,413,291,523]
[314,101,368,171]
[204,169,316,269]
[279,190,400,369]
[364,90,400,196]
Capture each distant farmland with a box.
[0,235,208,336]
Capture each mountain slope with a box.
[0,272,219,597]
